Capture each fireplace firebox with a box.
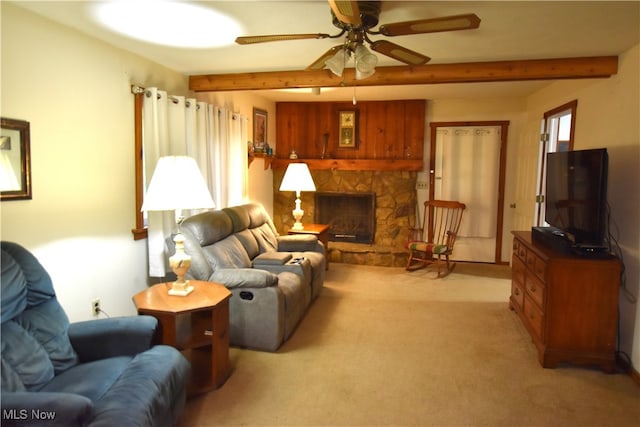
[314,192,375,244]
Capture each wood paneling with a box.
[275,100,425,169]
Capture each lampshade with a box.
[324,48,348,77]
[355,44,378,73]
[324,44,378,80]
[141,155,215,213]
[279,163,316,230]
[279,163,316,192]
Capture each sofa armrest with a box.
[253,252,293,266]
[68,316,157,363]
[1,392,92,427]
[277,234,324,253]
[211,268,279,289]
[256,258,312,285]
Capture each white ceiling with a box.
[13,1,640,102]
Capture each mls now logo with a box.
[3,409,56,421]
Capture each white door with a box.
[432,126,502,263]
[512,120,543,232]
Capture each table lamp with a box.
[141,155,215,296]
[279,163,316,230]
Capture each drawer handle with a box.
[514,288,520,296]
[529,285,536,292]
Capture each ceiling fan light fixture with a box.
[355,67,375,80]
[324,48,349,77]
[354,44,378,73]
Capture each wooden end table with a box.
[132,280,232,396]
[288,223,330,269]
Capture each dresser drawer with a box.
[511,281,525,311]
[523,295,544,340]
[525,272,545,309]
[514,238,527,262]
[512,256,526,286]
[526,250,546,282]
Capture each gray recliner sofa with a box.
[172,202,326,352]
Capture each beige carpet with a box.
[179,263,639,426]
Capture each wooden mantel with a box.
[271,158,423,171]
[189,56,618,92]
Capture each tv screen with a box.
[545,148,608,247]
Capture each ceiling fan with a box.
[235,0,481,75]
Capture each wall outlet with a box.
[92,298,101,316]
[416,181,428,190]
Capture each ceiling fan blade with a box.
[369,40,431,66]
[328,0,361,26]
[306,45,344,70]
[379,13,481,36]
[235,33,331,45]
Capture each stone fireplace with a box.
[273,169,417,267]
[315,192,375,244]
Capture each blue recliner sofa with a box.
[0,241,190,427]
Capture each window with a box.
[535,100,578,226]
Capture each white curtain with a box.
[142,88,248,277]
[434,127,501,237]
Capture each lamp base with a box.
[291,222,304,230]
[169,281,194,296]
[169,233,193,297]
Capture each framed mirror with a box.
[1,118,32,201]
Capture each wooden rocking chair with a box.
[405,200,466,277]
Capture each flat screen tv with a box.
[544,148,608,247]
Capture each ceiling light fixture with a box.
[94,1,242,48]
[324,43,378,80]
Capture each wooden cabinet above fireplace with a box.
[274,100,425,171]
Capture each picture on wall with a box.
[1,117,31,201]
[253,108,267,152]
[338,110,357,148]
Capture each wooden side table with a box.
[288,223,330,269]
[132,280,232,396]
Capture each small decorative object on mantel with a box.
[289,150,298,159]
[338,110,358,148]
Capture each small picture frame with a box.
[338,110,357,148]
[1,117,31,201]
[253,108,268,152]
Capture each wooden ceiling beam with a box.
[189,56,618,92]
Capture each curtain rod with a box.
[131,84,200,108]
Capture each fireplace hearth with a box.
[315,192,375,244]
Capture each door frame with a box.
[535,100,578,225]
[429,121,509,263]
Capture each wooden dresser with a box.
[510,231,620,372]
